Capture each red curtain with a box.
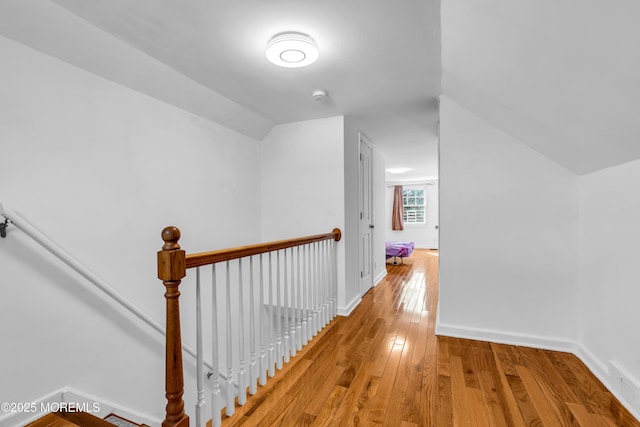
[392,185,404,230]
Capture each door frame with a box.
[358,131,374,296]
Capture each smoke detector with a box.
[312,90,327,101]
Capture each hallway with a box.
[221,249,639,426]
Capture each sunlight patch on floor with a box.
[396,270,427,315]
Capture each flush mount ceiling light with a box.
[266,32,319,68]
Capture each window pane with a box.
[403,206,425,223]
[401,186,427,223]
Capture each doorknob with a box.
[369,224,375,229]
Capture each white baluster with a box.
[312,242,319,336]
[275,251,283,370]
[317,241,323,330]
[331,242,338,316]
[318,241,324,329]
[211,264,222,427]
[331,240,337,318]
[307,243,312,339]
[317,241,324,332]
[283,249,291,363]
[322,240,329,326]
[237,259,247,405]
[323,240,330,326]
[318,241,324,332]
[195,268,206,427]
[308,243,313,337]
[268,252,276,377]
[259,254,267,386]
[318,240,329,329]
[289,247,297,358]
[249,256,258,395]
[296,246,303,351]
[225,262,234,416]
[301,245,309,345]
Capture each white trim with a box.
[337,294,362,317]
[0,387,161,427]
[0,388,64,427]
[64,389,161,427]
[357,132,375,296]
[575,343,640,422]
[373,270,387,287]
[414,243,437,250]
[435,322,577,353]
[435,321,640,421]
[401,184,427,225]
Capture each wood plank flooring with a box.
[220,249,640,426]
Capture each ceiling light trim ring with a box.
[266,32,319,68]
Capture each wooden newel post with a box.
[158,226,189,427]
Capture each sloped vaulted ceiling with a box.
[442,0,640,175]
[0,0,441,181]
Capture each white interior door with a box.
[359,133,373,295]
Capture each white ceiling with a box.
[7,1,634,179]
[0,0,441,182]
[442,0,640,175]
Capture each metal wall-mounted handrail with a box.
[0,202,212,374]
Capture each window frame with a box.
[402,186,426,225]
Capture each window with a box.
[403,187,425,224]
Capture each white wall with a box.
[579,159,640,390]
[372,148,387,285]
[437,96,579,347]
[0,36,262,422]
[260,116,385,315]
[260,117,347,311]
[385,181,439,249]
[260,116,345,239]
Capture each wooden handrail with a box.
[185,228,342,269]
[157,226,341,427]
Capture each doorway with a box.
[359,132,374,295]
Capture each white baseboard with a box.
[373,270,387,287]
[65,389,161,426]
[435,321,640,422]
[0,387,161,427]
[338,294,362,317]
[415,243,438,250]
[575,343,640,422]
[0,388,64,427]
[435,322,578,353]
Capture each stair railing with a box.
[0,202,172,335]
[157,226,341,427]
[0,202,210,375]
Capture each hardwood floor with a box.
[221,249,640,426]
